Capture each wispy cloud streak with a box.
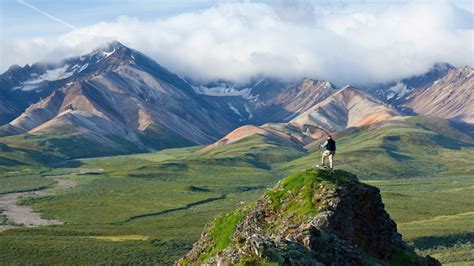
[17,0,77,30]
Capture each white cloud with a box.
[1,1,473,86]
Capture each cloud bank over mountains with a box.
[2,0,473,86]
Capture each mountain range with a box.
[0,41,472,159]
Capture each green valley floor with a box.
[1,117,474,264]
[0,146,473,265]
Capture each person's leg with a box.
[329,153,333,169]
[321,150,330,167]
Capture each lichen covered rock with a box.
[177,169,440,265]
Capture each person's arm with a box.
[321,140,328,148]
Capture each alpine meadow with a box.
[1,1,473,265]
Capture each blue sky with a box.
[1,0,216,38]
[1,0,473,85]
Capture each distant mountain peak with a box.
[108,40,127,49]
[6,64,22,72]
[99,40,130,53]
[339,84,357,91]
[406,65,474,123]
[431,62,455,72]
[370,62,457,105]
[87,41,134,62]
[336,85,368,96]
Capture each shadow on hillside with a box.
[450,118,474,137]
[410,233,474,250]
[431,135,474,150]
[52,159,84,168]
[386,150,413,161]
[0,143,64,167]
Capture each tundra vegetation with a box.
[0,117,473,265]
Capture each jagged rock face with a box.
[177,169,440,265]
[311,181,404,260]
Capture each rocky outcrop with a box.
[177,169,440,265]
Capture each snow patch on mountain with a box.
[244,104,253,119]
[77,63,89,73]
[70,64,80,72]
[228,103,242,117]
[27,65,73,83]
[103,48,116,58]
[12,64,74,91]
[192,84,254,100]
[11,84,40,92]
[253,78,265,87]
[70,63,88,73]
[386,82,410,100]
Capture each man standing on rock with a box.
[319,134,336,169]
